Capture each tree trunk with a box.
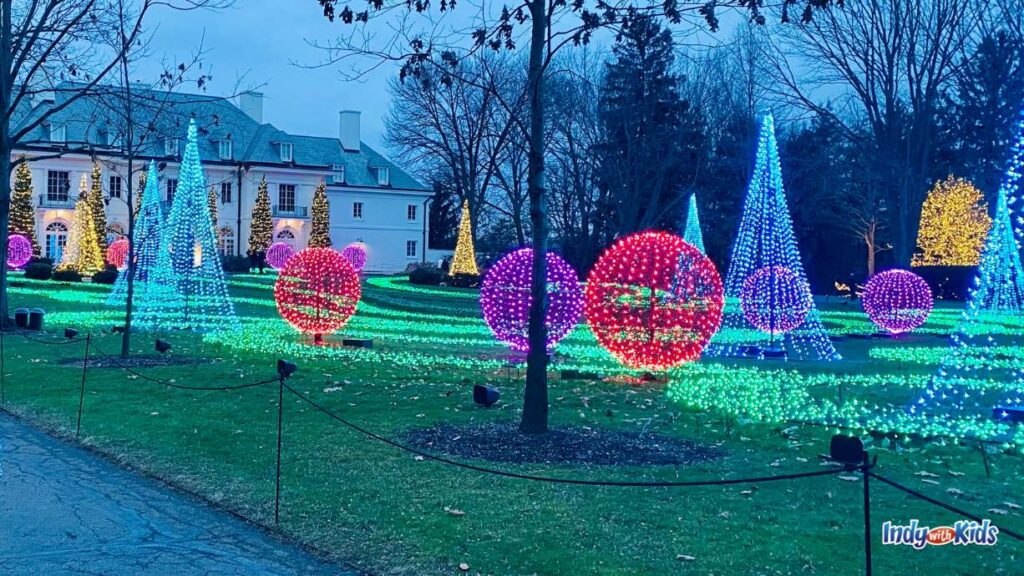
[121,157,135,357]
[0,0,13,324]
[519,0,549,435]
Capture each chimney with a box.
[238,91,264,123]
[339,110,361,152]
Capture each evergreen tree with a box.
[248,176,273,255]
[911,176,991,267]
[309,180,332,248]
[59,181,105,275]
[108,161,165,306]
[10,160,39,256]
[681,193,705,253]
[449,200,479,276]
[88,162,108,252]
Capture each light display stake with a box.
[862,269,933,335]
[341,242,367,273]
[911,176,991,267]
[7,234,32,268]
[266,242,295,270]
[449,200,479,277]
[740,265,812,336]
[134,121,238,332]
[106,238,130,270]
[108,161,165,307]
[707,112,839,361]
[585,231,723,370]
[275,247,361,342]
[682,193,706,254]
[480,248,583,353]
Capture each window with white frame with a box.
[278,184,296,212]
[352,201,363,219]
[218,140,233,160]
[279,142,293,162]
[106,129,122,148]
[220,182,232,203]
[276,228,296,247]
[109,175,123,199]
[48,123,66,142]
[407,204,417,221]
[218,227,235,256]
[47,171,70,201]
[164,138,178,157]
[406,240,417,258]
[45,221,69,261]
[329,164,345,184]
[376,167,390,186]
[166,179,178,203]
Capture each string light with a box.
[479,248,583,352]
[58,178,105,276]
[585,231,723,370]
[106,238,130,270]
[308,180,333,248]
[135,120,238,332]
[911,176,991,267]
[740,265,812,335]
[449,200,479,277]
[682,193,705,253]
[275,247,361,341]
[108,161,164,306]
[707,112,839,361]
[266,242,295,270]
[862,269,933,335]
[10,160,40,256]
[7,234,32,268]
[341,242,368,273]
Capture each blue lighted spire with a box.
[107,161,164,307]
[706,113,839,361]
[682,193,705,253]
[134,120,238,332]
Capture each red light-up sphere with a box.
[275,247,361,341]
[106,238,129,270]
[862,269,933,334]
[7,234,32,269]
[341,242,367,273]
[480,248,583,353]
[266,242,295,271]
[585,231,724,370]
[740,265,812,335]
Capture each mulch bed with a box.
[58,355,210,369]
[402,422,724,467]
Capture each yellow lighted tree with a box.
[309,180,332,248]
[911,176,992,267]
[449,200,479,276]
[208,186,218,229]
[59,182,105,275]
[88,162,108,253]
[247,176,273,255]
[10,160,40,256]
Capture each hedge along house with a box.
[10,83,432,274]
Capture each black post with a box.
[76,334,91,438]
[275,374,284,524]
[862,451,872,576]
[1,326,5,405]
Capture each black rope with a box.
[7,330,88,346]
[869,472,1024,542]
[87,342,278,391]
[284,382,858,487]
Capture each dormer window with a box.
[48,123,66,143]
[328,164,345,184]
[164,138,179,157]
[376,167,390,186]
[219,140,233,160]
[106,129,122,148]
[278,142,293,163]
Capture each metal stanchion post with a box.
[863,451,872,576]
[76,334,91,438]
[275,373,284,524]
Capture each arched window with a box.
[218,226,235,256]
[45,221,69,262]
[107,222,125,244]
[275,228,296,248]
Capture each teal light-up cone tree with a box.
[107,161,165,307]
[134,120,238,332]
[682,193,705,253]
[706,113,839,361]
[912,108,1024,431]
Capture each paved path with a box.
[0,411,353,575]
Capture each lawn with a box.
[1,273,1021,575]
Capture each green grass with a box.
[1,273,1021,575]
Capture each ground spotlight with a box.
[155,339,172,353]
[64,327,79,339]
[111,325,126,334]
[277,359,298,378]
[473,384,500,408]
[829,434,865,466]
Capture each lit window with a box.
[219,140,233,160]
[406,240,417,258]
[353,202,363,219]
[407,204,417,221]
[165,138,179,157]
[377,167,390,186]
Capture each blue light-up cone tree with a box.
[706,113,839,361]
[135,120,238,332]
[912,109,1024,429]
[107,161,165,307]
[682,193,705,254]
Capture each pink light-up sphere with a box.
[266,242,296,271]
[480,248,584,353]
[341,242,367,273]
[7,234,32,268]
[740,265,812,335]
[862,269,933,334]
[106,238,129,270]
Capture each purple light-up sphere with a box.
[266,242,295,271]
[740,265,812,335]
[341,242,367,273]
[862,269,933,334]
[7,234,32,269]
[480,248,584,353]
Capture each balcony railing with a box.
[273,205,308,218]
[38,196,76,209]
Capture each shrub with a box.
[446,272,481,289]
[28,256,54,268]
[408,265,443,286]
[52,268,83,282]
[91,265,119,284]
[24,262,52,280]
[221,255,251,273]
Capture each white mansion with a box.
[12,84,433,273]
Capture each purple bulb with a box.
[862,269,933,334]
[7,234,32,269]
[266,242,295,271]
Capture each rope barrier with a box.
[88,341,278,391]
[868,472,1024,542]
[283,382,859,487]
